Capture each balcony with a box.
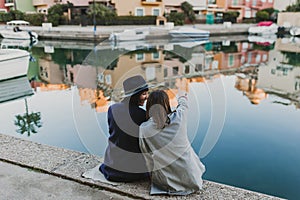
[228,0,245,8]
[141,0,162,5]
[32,0,48,6]
[249,0,263,8]
[4,0,14,7]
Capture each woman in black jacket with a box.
[99,75,150,182]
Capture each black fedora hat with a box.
[123,75,148,97]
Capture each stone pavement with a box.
[0,133,284,200]
[0,161,134,200]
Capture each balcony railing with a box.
[4,0,14,7]
[141,0,162,5]
[228,0,245,7]
[250,1,263,8]
[32,0,49,6]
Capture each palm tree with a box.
[181,1,196,23]
[14,98,42,137]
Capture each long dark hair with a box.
[124,89,148,106]
[146,90,172,129]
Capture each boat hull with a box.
[248,24,278,35]
[290,27,300,36]
[0,49,30,81]
[0,29,38,40]
[169,27,210,39]
[110,30,149,41]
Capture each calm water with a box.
[1,35,300,199]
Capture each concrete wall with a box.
[112,0,164,16]
[277,12,300,28]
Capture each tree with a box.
[223,11,239,23]
[47,4,69,26]
[181,1,195,23]
[256,11,269,22]
[166,12,185,26]
[87,3,116,24]
[286,0,300,12]
[15,99,42,137]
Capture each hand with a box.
[175,78,188,97]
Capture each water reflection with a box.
[35,37,297,111]
[1,35,300,199]
[14,98,42,136]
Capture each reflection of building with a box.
[203,41,270,77]
[275,38,300,53]
[235,76,267,105]
[67,64,109,112]
[102,48,165,100]
[256,49,300,108]
[39,57,66,84]
[258,50,300,94]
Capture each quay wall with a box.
[0,133,283,200]
[0,24,252,41]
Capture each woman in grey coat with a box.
[139,87,205,195]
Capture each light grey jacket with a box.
[139,95,205,195]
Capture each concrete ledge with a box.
[6,24,250,41]
[0,133,283,200]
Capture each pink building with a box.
[210,0,274,22]
[0,0,8,12]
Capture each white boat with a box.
[0,38,38,49]
[6,20,30,26]
[0,49,30,81]
[109,29,149,41]
[0,27,38,40]
[169,27,210,39]
[170,38,209,48]
[0,76,33,104]
[248,21,278,35]
[289,26,300,36]
[247,35,276,45]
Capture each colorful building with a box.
[5,0,35,12]
[0,0,7,12]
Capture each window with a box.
[245,8,251,18]
[232,0,239,5]
[105,75,112,84]
[152,8,160,16]
[255,54,261,63]
[184,65,190,74]
[228,55,234,67]
[195,64,203,72]
[212,60,218,69]
[136,53,144,61]
[136,8,144,16]
[262,54,267,61]
[152,52,159,60]
[271,69,276,75]
[98,74,104,83]
[164,68,168,77]
[173,66,179,75]
[146,67,155,81]
[241,56,245,64]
